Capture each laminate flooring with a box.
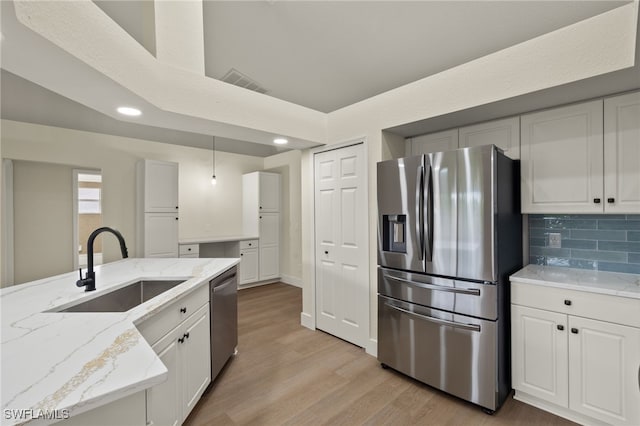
[184,283,576,426]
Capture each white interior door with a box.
[314,143,368,348]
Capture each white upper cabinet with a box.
[136,159,179,257]
[459,117,520,159]
[139,159,179,212]
[521,100,604,214]
[259,172,280,212]
[406,128,459,156]
[604,91,640,213]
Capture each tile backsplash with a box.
[529,214,640,274]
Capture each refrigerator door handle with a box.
[383,274,481,295]
[416,165,424,261]
[424,164,433,262]
[383,299,481,332]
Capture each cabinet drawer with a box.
[179,244,200,256]
[138,283,209,345]
[240,240,259,249]
[511,281,640,328]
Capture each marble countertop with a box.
[0,257,239,425]
[510,264,640,299]
[179,235,259,244]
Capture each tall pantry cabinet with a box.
[242,172,280,285]
[136,159,179,257]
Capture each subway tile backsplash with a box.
[528,214,640,274]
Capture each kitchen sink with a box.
[59,279,187,313]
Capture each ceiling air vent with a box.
[221,68,269,94]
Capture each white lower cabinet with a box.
[512,282,640,425]
[239,247,259,284]
[141,287,211,426]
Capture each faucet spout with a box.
[76,227,129,292]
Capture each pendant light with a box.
[211,136,217,185]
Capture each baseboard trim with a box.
[365,338,377,358]
[300,312,314,330]
[238,279,279,290]
[280,274,302,288]
[513,391,605,426]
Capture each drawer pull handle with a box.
[180,307,187,314]
[557,325,564,331]
[594,198,601,204]
[384,274,481,296]
[571,328,579,334]
[564,299,572,306]
[608,198,615,203]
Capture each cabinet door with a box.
[511,305,569,407]
[239,248,259,284]
[604,91,640,213]
[459,117,520,159]
[147,330,181,426]
[259,212,279,247]
[182,305,211,420]
[407,129,458,156]
[521,100,604,213]
[144,160,179,212]
[568,316,640,425]
[144,213,179,257]
[259,245,279,280]
[259,173,280,212]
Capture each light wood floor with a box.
[185,283,576,426]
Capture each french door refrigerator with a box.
[377,144,521,412]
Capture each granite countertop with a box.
[510,264,640,299]
[0,257,239,425]
[179,235,259,244]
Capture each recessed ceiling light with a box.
[274,138,288,145]
[117,106,142,116]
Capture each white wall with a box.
[12,161,75,284]
[1,119,265,282]
[299,2,639,353]
[264,150,302,286]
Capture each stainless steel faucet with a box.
[76,227,129,291]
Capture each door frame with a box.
[310,138,370,349]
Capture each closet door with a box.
[314,143,368,348]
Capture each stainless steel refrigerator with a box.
[377,144,521,412]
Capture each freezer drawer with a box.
[378,295,500,410]
[378,267,498,320]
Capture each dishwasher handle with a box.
[212,275,236,293]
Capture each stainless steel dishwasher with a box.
[210,266,238,381]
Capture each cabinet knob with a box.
[594,198,601,204]
[240,253,244,256]
[178,337,185,344]
[260,216,262,219]
[557,324,564,331]
[324,250,329,254]
[607,197,615,203]
[260,206,262,209]
[248,243,252,246]
[175,206,178,209]
[187,248,191,251]
[571,328,579,334]
[564,299,572,306]
[183,332,190,340]
[180,307,187,314]
[175,217,179,221]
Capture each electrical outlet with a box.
[548,233,562,248]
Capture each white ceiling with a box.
[1,0,635,154]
